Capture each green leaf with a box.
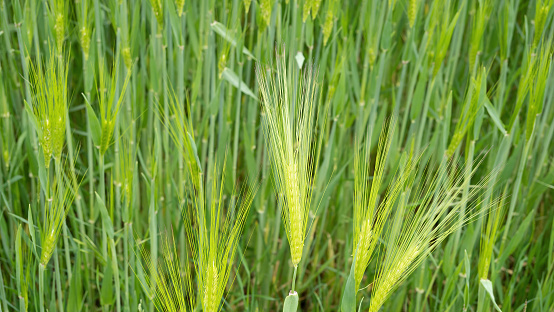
[100,260,115,306]
[38,151,48,194]
[187,132,203,173]
[67,254,83,311]
[210,21,256,60]
[296,51,305,69]
[480,279,502,311]
[410,72,427,121]
[463,250,471,309]
[28,206,37,256]
[95,193,114,240]
[24,100,41,136]
[283,291,299,312]
[221,68,258,101]
[84,94,101,147]
[341,243,360,312]
[483,99,507,135]
[499,210,535,264]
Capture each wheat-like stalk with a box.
[48,0,66,53]
[368,154,498,312]
[256,46,320,268]
[478,194,505,280]
[27,52,69,167]
[39,153,79,266]
[96,58,131,156]
[183,158,257,312]
[352,120,423,291]
[161,85,200,187]
[135,230,195,312]
[148,0,164,28]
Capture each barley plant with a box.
[0,0,553,311]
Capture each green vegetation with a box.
[0,0,553,311]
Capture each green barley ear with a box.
[352,119,421,291]
[478,192,506,280]
[175,0,185,17]
[526,42,552,142]
[96,58,131,156]
[161,85,202,186]
[367,155,498,312]
[256,46,320,267]
[260,0,272,27]
[432,2,462,77]
[532,0,554,49]
[244,0,252,14]
[135,230,195,312]
[303,0,311,22]
[77,0,92,60]
[303,0,322,21]
[446,67,487,157]
[322,0,337,45]
[149,0,164,28]
[469,0,492,70]
[507,48,536,133]
[311,0,322,19]
[28,51,69,166]
[183,157,257,312]
[48,0,67,53]
[407,0,420,28]
[39,150,80,266]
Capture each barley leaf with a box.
[67,254,83,311]
[211,21,255,60]
[222,68,258,101]
[480,279,502,311]
[283,291,299,312]
[84,95,101,147]
[27,207,36,256]
[341,244,360,312]
[463,250,470,309]
[483,99,506,135]
[499,210,535,264]
[100,261,115,306]
[95,193,114,240]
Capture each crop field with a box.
[0,0,553,311]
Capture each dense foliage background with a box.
[0,0,553,311]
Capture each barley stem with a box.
[291,265,298,292]
[39,264,45,312]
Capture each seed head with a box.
[183,159,257,312]
[256,46,320,267]
[28,52,69,167]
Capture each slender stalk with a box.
[39,264,45,312]
[54,249,64,312]
[291,265,298,292]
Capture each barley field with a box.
[0,0,553,311]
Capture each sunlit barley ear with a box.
[27,51,69,168]
[367,154,499,312]
[183,156,258,312]
[175,0,185,16]
[118,136,137,221]
[148,0,164,28]
[134,230,195,312]
[478,193,505,280]
[39,150,81,267]
[255,46,320,268]
[160,84,201,186]
[48,0,67,53]
[352,118,420,291]
[96,58,131,156]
